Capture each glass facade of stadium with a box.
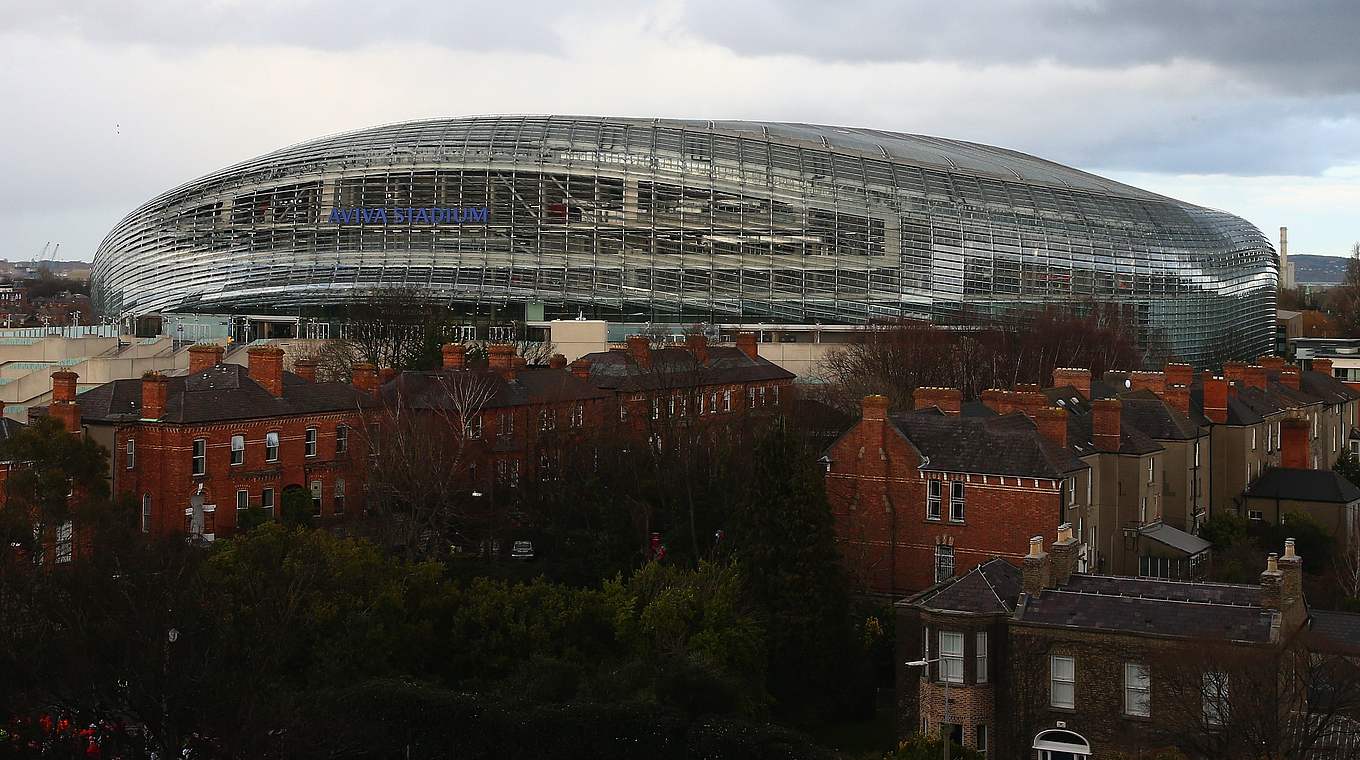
[92,116,1276,366]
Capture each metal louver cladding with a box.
[92,115,1276,366]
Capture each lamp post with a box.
[905,657,952,760]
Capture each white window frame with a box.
[723,389,732,412]
[235,488,249,516]
[126,438,135,470]
[541,408,556,431]
[310,480,323,516]
[334,478,345,514]
[336,424,350,452]
[1050,655,1076,709]
[1124,662,1150,717]
[949,481,965,522]
[938,631,964,683]
[261,487,275,519]
[304,427,318,457]
[230,434,245,465]
[191,438,206,476]
[55,520,73,564]
[934,544,955,582]
[141,494,152,533]
[927,480,942,520]
[976,631,988,684]
[571,403,584,428]
[265,431,280,462]
[1148,456,1155,484]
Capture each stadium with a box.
[92,115,1277,365]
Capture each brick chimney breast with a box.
[1312,358,1334,376]
[1223,361,1246,387]
[1260,552,1284,612]
[487,344,517,379]
[1202,373,1228,424]
[247,345,285,397]
[1032,406,1068,449]
[50,370,80,434]
[549,353,567,369]
[862,394,889,421]
[1280,366,1301,390]
[351,362,379,396]
[980,388,1011,416]
[1164,384,1190,416]
[1164,362,1193,389]
[1127,370,1166,395]
[1091,398,1123,452]
[1259,356,1285,372]
[1052,368,1091,400]
[1281,417,1309,469]
[379,367,397,386]
[441,343,466,371]
[912,387,962,415]
[735,332,758,360]
[570,358,592,380]
[188,343,225,374]
[1245,365,1267,391]
[141,372,169,421]
[685,333,709,365]
[1278,538,1305,629]
[624,335,652,370]
[292,359,318,383]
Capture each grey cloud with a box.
[676,0,1360,93]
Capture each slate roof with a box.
[1019,587,1276,642]
[912,558,1022,615]
[1244,467,1360,504]
[382,366,610,411]
[1117,389,1202,440]
[891,409,1087,478]
[578,345,793,393]
[1307,610,1360,655]
[1299,369,1360,406]
[1040,384,1161,456]
[0,417,25,442]
[74,364,377,424]
[1188,384,1266,426]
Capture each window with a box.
[1194,440,1201,468]
[310,480,322,516]
[499,411,514,436]
[1140,497,1147,523]
[1148,456,1155,484]
[55,520,73,564]
[976,724,987,755]
[723,389,732,412]
[651,399,660,421]
[304,427,317,457]
[710,391,719,413]
[1313,415,1319,439]
[927,480,942,520]
[336,424,349,452]
[1249,509,1265,521]
[192,438,206,476]
[1124,663,1150,717]
[125,438,135,469]
[230,434,245,465]
[1067,476,1076,504]
[465,415,481,439]
[619,402,628,421]
[141,494,152,533]
[541,408,556,431]
[1251,428,1257,450]
[265,431,279,462]
[261,487,275,519]
[938,631,963,683]
[934,544,954,582]
[570,403,584,428]
[976,632,989,684]
[1050,655,1076,708]
[1203,671,1228,726]
[236,489,249,521]
[747,387,756,408]
[773,385,780,405]
[949,481,965,522]
[334,479,345,514]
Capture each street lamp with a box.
[904,657,955,760]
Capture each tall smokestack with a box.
[1279,226,1292,290]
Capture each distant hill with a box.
[1292,254,1352,285]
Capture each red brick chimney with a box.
[1032,406,1068,449]
[1163,363,1193,389]
[980,388,1012,415]
[351,362,379,396]
[379,367,397,386]
[1223,361,1246,387]
[247,345,285,397]
[1091,398,1122,452]
[912,387,962,415]
[1127,371,1165,395]
[441,343,466,371]
[1013,390,1049,417]
[1312,358,1334,377]
[50,370,80,434]
[685,333,709,365]
[1052,368,1091,400]
[549,353,567,369]
[570,358,592,380]
[735,332,759,361]
[1244,365,1267,391]
[512,356,527,374]
[188,343,225,374]
[1281,417,1309,469]
[1203,373,1228,424]
[293,359,318,383]
[1164,384,1190,416]
[625,335,652,369]
[487,344,516,379]
[1259,356,1285,372]
[141,372,169,420]
[1280,366,1301,390]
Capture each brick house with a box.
[824,390,1088,595]
[898,525,1318,758]
[576,332,795,442]
[378,342,612,497]
[70,344,376,540]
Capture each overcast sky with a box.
[2,0,1358,260]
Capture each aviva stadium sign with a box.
[328,206,490,225]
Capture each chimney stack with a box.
[912,387,962,415]
[141,372,169,421]
[735,332,759,361]
[188,343,225,374]
[1260,552,1284,613]
[247,345,285,397]
[570,358,592,380]
[1244,365,1267,391]
[980,388,1013,416]
[1281,417,1309,469]
[1022,536,1052,598]
[1164,363,1194,389]
[1052,368,1091,400]
[487,344,516,379]
[1164,384,1190,416]
[1280,226,1292,289]
[441,343,466,371]
[1259,356,1285,373]
[379,367,397,386]
[1049,523,1080,587]
[1032,406,1068,449]
[293,359,318,383]
[626,335,652,369]
[1203,373,1228,424]
[1223,361,1246,388]
[49,370,81,434]
[1127,371,1166,396]
[1280,366,1301,390]
[351,362,379,396]
[685,333,709,365]
[1091,398,1122,452]
[1312,358,1334,377]
[1279,538,1305,628]
[549,353,567,369]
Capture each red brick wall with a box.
[826,416,1065,595]
[111,410,369,539]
